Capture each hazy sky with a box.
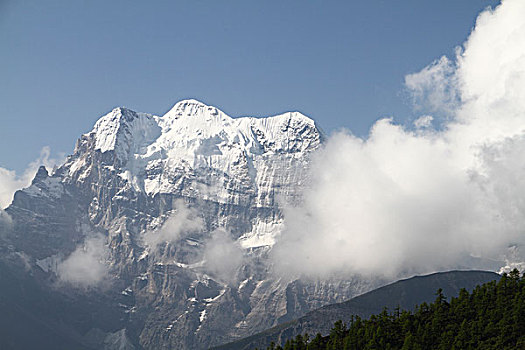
[1,0,499,173]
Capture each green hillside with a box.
[260,270,524,350]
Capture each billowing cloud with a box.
[0,146,63,208]
[144,199,204,248]
[56,234,109,288]
[203,229,244,284]
[274,0,525,279]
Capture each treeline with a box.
[259,269,525,350]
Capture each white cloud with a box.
[413,115,433,129]
[144,199,243,283]
[144,199,204,248]
[0,209,13,230]
[405,55,459,117]
[0,146,64,208]
[274,0,525,279]
[56,234,109,288]
[203,229,244,284]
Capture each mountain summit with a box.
[77,99,322,204]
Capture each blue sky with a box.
[1,0,499,173]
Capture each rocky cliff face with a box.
[1,100,377,349]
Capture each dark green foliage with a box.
[260,270,525,350]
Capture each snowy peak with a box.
[268,111,316,126]
[69,99,323,199]
[162,99,317,129]
[155,101,322,159]
[163,99,224,121]
[88,100,321,161]
[92,107,139,153]
[91,107,160,161]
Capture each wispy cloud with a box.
[0,209,13,230]
[405,55,459,118]
[56,234,109,288]
[203,229,244,284]
[274,0,525,279]
[144,199,204,248]
[144,199,244,284]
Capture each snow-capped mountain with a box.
[63,99,321,249]
[1,100,376,349]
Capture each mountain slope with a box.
[214,270,500,350]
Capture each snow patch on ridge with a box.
[238,219,283,248]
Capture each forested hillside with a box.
[261,269,524,350]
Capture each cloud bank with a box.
[57,234,109,288]
[274,0,525,279]
[0,146,63,208]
